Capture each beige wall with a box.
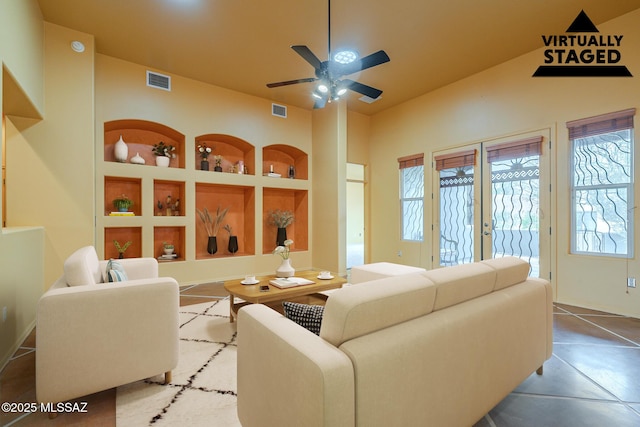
[8,23,95,286]
[369,9,640,317]
[0,0,47,370]
[0,0,44,116]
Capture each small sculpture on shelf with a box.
[214,155,223,172]
[113,240,132,259]
[198,142,212,171]
[152,141,176,167]
[196,206,229,255]
[158,194,180,216]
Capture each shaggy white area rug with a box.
[116,300,241,426]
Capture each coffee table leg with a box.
[229,294,235,323]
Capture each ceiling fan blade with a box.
[291,45,323,71]
[343,79,383,99]
[340,50,390,76]
[266,77,317,88]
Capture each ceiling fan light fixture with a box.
[336,86,348,96]
[312,91,323,99]
[333,49,358,64]
[317,83,329,93]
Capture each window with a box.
[568,109,635,257]
[399,154,424,241]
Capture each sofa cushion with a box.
[424,262,496,311]
[106,259,128,282]
[350,262,426,284]
[63,246,103,286]
[320,273,436,347]
[480,257,530,290]
[282,302,325,335]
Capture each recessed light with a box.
[70,41,85,53]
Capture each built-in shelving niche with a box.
[262,187,308,254]
[195,183,256,259]
[262,144,308,180]
[104,227,142,260]
[104,119,185,168]
[195,134,255,175]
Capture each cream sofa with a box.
[36,246,179,404]
[237,257,552,427]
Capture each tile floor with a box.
[1,282,639,426]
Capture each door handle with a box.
[483,231,491,236]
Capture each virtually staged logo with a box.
[533,10,632,77]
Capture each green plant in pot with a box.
[113,194,133,212]
[163,241,175,255]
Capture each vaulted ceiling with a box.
[37,0,640,115]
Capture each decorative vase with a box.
[130,152,145,165]
[156,156,170,167]
[276,227,287,246]
[114,135,128,163]
[276,258,294,278]
[214,165,223,172]
[118,252,124,259]
[228,236,239,254]
[207,236,217,255]
[200,160,209,171]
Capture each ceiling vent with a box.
[272,103,287,118]
[147,71,171,91]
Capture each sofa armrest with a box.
[237,304,354,427]
[36,277,179,403]
[99,257,159,281]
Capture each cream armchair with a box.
[36,246,179,405]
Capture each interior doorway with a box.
[346,163,365,269]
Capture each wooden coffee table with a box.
[224,270,347,322]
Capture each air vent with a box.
[272,103,287,118]
[147,71,171,91]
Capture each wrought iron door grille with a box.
[439,167,474,265]
[490,157,540,276]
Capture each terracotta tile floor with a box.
[2,284,639,426]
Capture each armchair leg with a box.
[536,365,543,375]
[164,371,172,384]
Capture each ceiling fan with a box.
[266,0,390,109]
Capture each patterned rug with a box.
[116,300,241,426]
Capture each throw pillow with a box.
[282,302,325,335]
[106,259,128,283]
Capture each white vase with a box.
[114,135,128,163]
[130,152,145,165]
[155,156,170,167]
[276,258,295,278]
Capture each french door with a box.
[433,131,551,278]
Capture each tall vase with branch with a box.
[197,206,229,254]
[224,224,239,254]
[268,209,294,246]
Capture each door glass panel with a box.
[439,167,474,265]
[490,155,540,276]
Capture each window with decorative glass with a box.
[398,154,424,241]
[568,109,635,257]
